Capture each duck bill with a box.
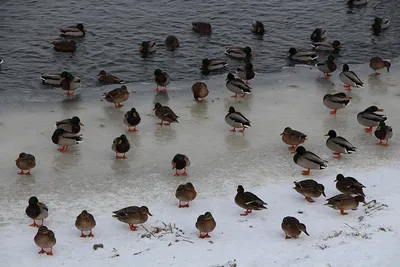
[172,163,176,169]
[280,132,284,136]
[153,75,156,80]
[345,95,352,100]
[322,192,326,197]
[83,28,87,32]
[79,122,84,126]
[147,212,153,216]
[200,64,203,68]
[60,77,65,81]
[324,133,329,136]
[139,46,144,52]
[386,67,390,72]
[304,230,310,236]
[377,108,384,112]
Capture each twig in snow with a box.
[344,223,358,232]
[142,225,156,238]
[133,248,151,256]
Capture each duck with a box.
[52,128,83,153]
[281,216,309,239]
[75,210,96,238]
[55,116,84,134]
[102,85,129,108]
[310,28,326,42]
[293,179,326,202]
[316,55,337,79]
[112,134,130,159]
[200,58,228,75]
[225,46,253,59]
[153,69,170,93]
[372,17,390,34]
[191,82,209,102]
[41,72,81,88]
[112,206,152,231]
[293,146,328,176]
[175,182,197,208]
[346,0,367,6]
[139,41,156,55]
[325,194,366,215]
[153,103,179,126]
[53,40,76,52]
[357,106,386,133]
[236,63,255,84]
[192,22,212,34]
[16,152,36,175]
[334,174,366,196]
[225,106,251,132]
[172,154,190,176]
[251,21,265,35]
[60,71,80,96]
[280,127,307,150]
[60,23,86,37]
[123,108,141,132]
[325,130,357,159]
[323,92,351,115]
[34,226,56,256]
[195,212,216,239]
[369,57,391,75]
[339,64,363,90]
[225,73,252,98]
[288,48,318,63]
[375,121,393,146]
[0,59,3,65]
[164,35,179,51]
[311,40,342,53]
[25,196,48,227]
[98,70,124,84]
[234,185,267,216]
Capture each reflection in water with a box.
[110,159,131,176]
[153,91,170,106]
[322,113,349,134]
[51,148,82,175]
[315,77,335,92]
[190,101,209,119]
[153,125,177,143]
[224,132,251,153]
[368,75,389,95]
[223,95,253,112]
[102,106,125,125]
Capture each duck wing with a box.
[243,192,267,207]
[291,129,307,139]
[305,151,328,165]
[329,94,349,104]
[331,136,356,150]
[229,112,251,124]
[232,78,252,91]
[361,112,387,122]
[344,71,363,86]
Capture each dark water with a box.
[0,0,399,99]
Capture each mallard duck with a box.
[41,72,81,88]
[175,182,197,208]
[323,92,351,115]
[16,152,36,175]
[225,47,253,59]
[347,0,367,6]
[293,146,328,176]
[164,35,179,51]
[311,40,342,53]
[375,121,393,146]
[75,210,96,238]
[310,28,326,42]
[325,194,366,215]
[112,134,130,159]
[153,69,170,93]
[293,179,326,202]
[195,212,216,238]
[102,85,129,108]
[153,102,179,126]
[172,154,190,176]
[372,17,390,34]
[357,106,386,133]
[339,64,363,90]
[225,106,251,132]
[112,206,152,231]
[123,108,141,132]
[369,57,391,75]
[25,196,48,227]
[139,41,156,55]
[52,128,83,152]
[334,174,366,196]
[288,48,318,62]
[60,71,80,96]
[191,82,209,102]
[53,40,76,52]
[226,73,251,98]
[251,21,265,35]
[200,58,228,75]
[98,70,124,84]
[325,130,357,159]
[192,22,212,34]
[234,185,267,216]
[316,55,337,79]
[34,226,56,255]
[236,63,255,84]
[280,127,307,150]
[55,116,84,134]
[60,23,86,37]
[281,216,309,239]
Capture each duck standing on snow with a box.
[195,212,216,239]
[325,130,357,159]
[200,58,228,75]
[139,41,156,55]
[334,174,366,196]
[102,85,129,108]
[153,69,170,93]
[60,23,86,37]
[192,22,212,33]
[60,71,80,96]
[16,152,36,175]
[236,63,255,84]
[153,102,179,126]
[280,127,307,150]
[310,28,326,42]
[75,210,96,238]
[225,73,251,98]
[375,121,393,146]
[41,72,81,88]
[225,106,251,132]
[288,48,318,63]
[112,206,152,231]
[251,21,265,35]
[293,179,326,202]
[191,82,209,102]
[175,182,197,208]
[281,216,309,239]
[369,57,391,75]
[339,64,363,90]
[323,92,351,115]
[25,196,48,227]
[225,46,253,59]
[34,226,56,256]
[112,134,130,159]
[357,106,386,133]
[123,108,141,132]
[55,116,83,134]
[234,185,267,216]
[52,40,76,52]
[372,17,390,34]
[52,128,83,153]
[293,146,328,176]
[98,70,124,84]
[325,194,366,215]
[172,153,190,176]
[311,40,342,53]
[316,55,337,78]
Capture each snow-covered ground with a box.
[1,59,400,266]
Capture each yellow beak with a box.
[172,163,176,169]
[79,122,84,126]
[200,64,203,68]
[153,75,156,80]
[60,77,65,81]
[139,46,143,52]
[324,133,329,136]
[118,140,122,144]
[83,28,87,32]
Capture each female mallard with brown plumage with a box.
[103,85,129,108]
[75,210,96,237]
[112,206,152,231]
[281,216,309,239]
[112,134,130,159]
[153,103,179,126]
[34,226,56,255]
[310,28,326,42]
[195,212,216,239]
[334,174,366,196]
[164,35,179,51]
[375,121,393,146]
[293,179,326,202]
[325,194,366,215]
[191,82,209,102]
[25,196,48,227]
[280,127,307,150]
[53,40,76,52]
[369,57,391,75]
[16,152,36,175]
[234,185,267,216]
[192,22,212,34]
[172,154,190,176]
[98,70,124,84]
[175,182,197,208]
[293,146,328,175]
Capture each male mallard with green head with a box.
[369,57,391,75]
[372,17,390,35]
[153,103,179,126]
[375,121,393,146]
[325,130,357,159]
[339,64,363,91]
[112,206,152,231]
[288,48,318,62]
[34,226,56,255]
[293,146,328,175]
[281,216,309,239]
[172,154,190,176]
[16,152,36,175]
[293,179,326,202]
[251,21,265,35]
[200,58,228,75]
[139,41,156,55]
[112,134,130,159]
[334,174,366,196]
[357,106,386,133]
[153,69,170,93]
[59,71,79,96]
[98,70,124,84]
[55,116,84,134]
[325,194,366,215]
[236,63,255,84]
[234,185,267,216]
[311,40,342,53]
[25,196,48,227]
[225,73,251,98]
[123,108,141,132]
[52,128,83,153]
[195,212,216,238]
[60,23,86,37]
[316,55,337,79]
[225,46,253,59]
[175,182,197,208]
[323,92,351,115]
[41,72,81,88]
[225,106,251,132]
[191,82,209,102]
[75,210,96,238]
[280,127,307,150]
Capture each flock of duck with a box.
[9,1,394,257]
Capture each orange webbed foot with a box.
[305,197,315,203]
[288,146,296,151]
[46,251,53,256]
[80,233,87,238]
[285,235,291,239]
[88,232,94,237]
[129,224,137,231]
[38,249,46,254]
[330,110,337,115]
[17,171,24,175]
[160,89,167,93]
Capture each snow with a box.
[1,58,400,266]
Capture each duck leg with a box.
[302,169,311,176]
[240,209,252,216]
[383,140,389,146]
[58,145,66,152]
[330,109,337,115]
[18,170,25,175]
[164,122,171,126]
[26,170,31,175]
[154,85,159,93]
[285,234,291,239]
[230,127,236,132]
[324,73,331,79]
[339,209,348,215]
[376,140,383,146]
[305,197,315,203]
[128,127,138,132]
[182,168,187,176]
[115,103,124,108]
[231,93,238,98]
[160,86,167,93]
[46,248,53,256]
[39,219,44,227]
[88,230,94,237]
[122,153,127,159]
[80,231,87,238]
[288,145,297,150]
[116,153,123,159]
[129,224,137,231]
[30,220,38,227]
[38,248,46,254]
[240,93,247,98]
[375,71,380,75]
[178,201,189,208]
[174,170,180,177]
[344,85,351,91]
[364,127,373,133]
[239,128,246,132]
[333,152,341,159]
[156,120,164,126]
